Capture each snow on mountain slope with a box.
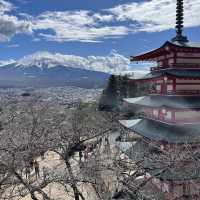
[0,51,150,88]
[16,51,130,74]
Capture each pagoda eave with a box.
[120,119,200,144]
[131,41,200,62]
[130,49,167,62]
[144,69,200,80]
[124,96,200,109]
[125,142,200,181]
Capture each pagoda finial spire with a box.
[172,0,188,43]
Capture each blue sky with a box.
[0,0,200,73]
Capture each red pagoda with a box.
[120,0,200,199]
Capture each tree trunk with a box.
[65,159,80,200]
[30,191,39,200]
[14,171,49,200]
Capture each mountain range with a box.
[0,52,112,89]
[0,51,150,89]
[0,63,110,89]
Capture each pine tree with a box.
[98,75,118,111]
[127,81,138,98]
[119,75,128,99]
[98,74,150,111]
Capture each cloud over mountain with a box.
[0,51,150,88]
[0,58,15,66]
[17,51,132,74]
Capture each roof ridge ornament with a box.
[171,0,188,43]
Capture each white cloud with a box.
[0,14,32,41]
[16,0,31,4]
[107,0,200,32]
[0,0,32,42]
[1,0,199,43]
[32,37,40,42]
[0,0,13,14]
[7,43,19,48]
[27,0,200,42]
[0,58,15,66]
[1,50,150,76]
[32,11,129,43]
[0,52,150,80]
[93,13,114,22]
[16,51,133,74]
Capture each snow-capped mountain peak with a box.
[0,51,110,88]
[1,51,150,76]
[17,51,70,69]
[0,51,150,88]
[15,51,132,74]
[0,59,16,67]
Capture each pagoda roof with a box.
[124,96,200,109]
[125,140,200,181]
[172,41,200,48]
[150,165,200,181]
[120,118,200,144]
[131,41,200,62]
[134,68,200,81]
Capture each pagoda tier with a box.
[124,96,200,124]
[120,119,200,144]
[124,96,200,109]
[126,140,200,181]
[131,41,200,71]
[123,140,200,199]
[132,68,200,81]
[129,69,200,95]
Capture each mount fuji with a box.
[0,52,113,88]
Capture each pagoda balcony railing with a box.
[149,89,200,95]
[149,66,198,71]
[138,114,172,123]
[151,64,200,72]
[138,112,200,125]
[150,66,169,71]
[173,63,200,68]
